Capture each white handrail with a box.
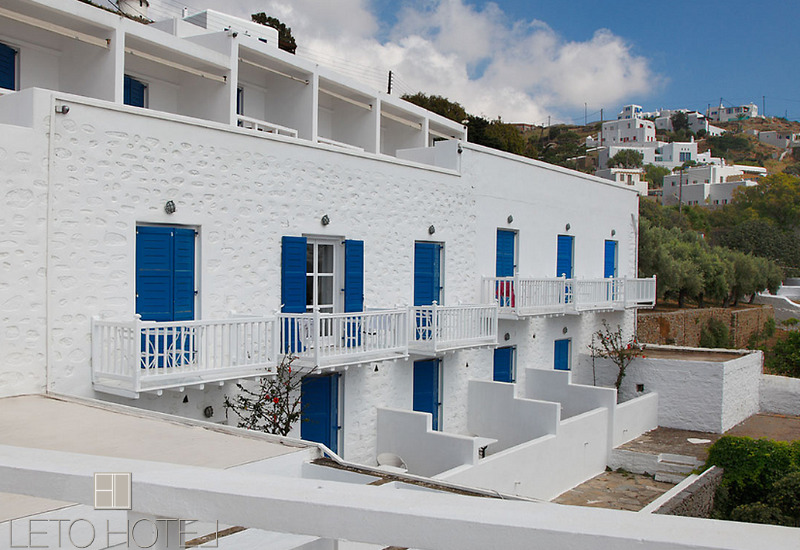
[410,303,498,352]
[237,115,298,137]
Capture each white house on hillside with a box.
[706,103,759,123]
[662,163,760,207]
[594,167,648,196]
[654,109,724,136]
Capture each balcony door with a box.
[554,338,571,371]
[301,373,340,453]
[604,240,618,278]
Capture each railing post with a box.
[91,316,100,383]
[133,314,142,393]
[313,308,321,367]
[431,301,439,352]
[272,309,280,366]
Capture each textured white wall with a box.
[0,89,640,465]
[721,352,762,432]
[760,374,800,416]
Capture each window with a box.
[679,152,691,162]
[306,240,338,314]
[414,242,443,306]
[0,42,17,91]
[135,226,196,322]
[124,75,147,108]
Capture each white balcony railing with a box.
[237,115,298,137]
[409,303,498,354]
[482,276,656,316]
[481,277,568,317]
[571,278,625,311]
[91,315,277,397]
[317,136,365,152]
[624,276,657,308]
[277,309,409,368]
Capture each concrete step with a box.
[654,470,690,484]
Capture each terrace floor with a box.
[554,413,800,511]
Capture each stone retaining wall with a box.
[637,306,773,348]
[653,467,724,518]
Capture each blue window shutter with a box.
[604,240,618,278]
[413,359,440,430]
[496,230,515,277]
[344,239,364,312]
[301,374,339,453]
[556,235,574,278]
[173,228,196,321]
[281,236,307,313]
[554,339,571,371]
[0,43,16,91]
[493,347,514,383]
[136,227,174,322]
[414,242,441,306]
[124,75,146,108]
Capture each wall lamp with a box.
[565,223,571,231]
[55,104,70,115]
[321,214,330,226]
[164,200,176,214]
[507,215,514,224]
[428,225,436,235]
[611,229,616,236]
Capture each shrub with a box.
[706,437,800,522]
[699,317,731,348]
[729,502,788,525]
[765,331,800,377]
[769,471,800,526]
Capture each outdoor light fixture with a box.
[504,333,510,341]
[374,365,379,373]
[428,225,435,235]
[321,214,330,226]
[611,229,616,236]
[55,104,70,114]
[457,145,463,154]
[507,215,513,224]
[164,200,176,214]
[565,223,571,231]
[562,327,568,334]
[203,406,214,418]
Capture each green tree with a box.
[251,13,297,54]
[730,173,800,230]
[769,471,800,526]
[401,92,467,124]
[607,149,643,168]
[670,111,689,132]
[765,331,800,377]
[643,164,671,189]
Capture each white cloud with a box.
[148,0,659,123]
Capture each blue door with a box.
[301,374,339,453]
[413,359,440,430]
[124,75,147,107]
[414,242,441,306]
[556,235,574,278]
[554,339,571,371]
[604,240,618,278]
[493,346,515,383]
[496,230,515,277]
[0,42,16,91]
[136,226,195,322]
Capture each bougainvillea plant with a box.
[587,321,645,394]
[224,354,312,436]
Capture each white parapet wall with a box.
[466,379,560,453]
[753,293,800,323]
[437,407,610,501]
[760,374,800,416]
[583,347,762,433]
[613,392,659,447]
[376,408,479,477]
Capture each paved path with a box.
[553,471,674,511]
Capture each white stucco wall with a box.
[760,374,800,416]
[0,88,640,466]
[585,349,762,433]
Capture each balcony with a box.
[92,316,277,398]
[482,276,656,317]
[277,309,409,369]
[409,303,498,356]
[481,277,569,318]
[237,115,298,138]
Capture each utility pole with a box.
[600,108,603,146]
[584,103,587,126]
[763,95,766,118]
[678,167,683,214]
[387,70,392,95]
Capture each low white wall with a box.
[467,380,559,452]
[613,392,659,447]
[438,408,610,501]
[524,368,617,419]
[760,374,800,416]
[376,408,478,477]
[776,285,800,299]
[588,349,761,433]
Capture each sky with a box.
[136,0,800,125]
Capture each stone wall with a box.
[653,467,724,518]
[637,305,773,348]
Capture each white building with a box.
[654,109,724,136]
[3,1,797,548]
[662,164,759,207]
[594,167,648,196]
[599,140,699,171]
[706,103,759,123]
[757,130,800,149]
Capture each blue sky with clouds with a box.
[146,0,800,123]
